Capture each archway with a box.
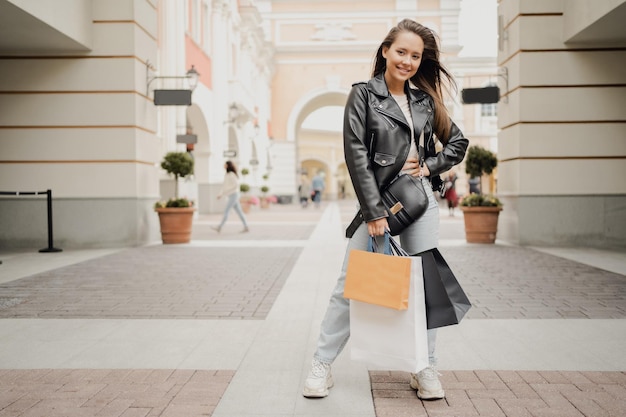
[288,89,350,200]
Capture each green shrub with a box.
[465,146,497,179]
[155,198,193,208]
[460,193,502,207]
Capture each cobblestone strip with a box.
[370,370,626,417]
[0,369,234,417]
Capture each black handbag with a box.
[420,248,472,329]
[381,130,428,236]
[382,173,428,236]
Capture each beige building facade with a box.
[497,0,626,247]
[0,0,274,248]
[0,0,162,248]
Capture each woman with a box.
[302,19,468,400]
[298,174,312,208]
[445,171,459,216]
[212,160,249,233]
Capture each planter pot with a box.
[460,206,502,244]
[155,207,195,244]
[240,197,252,213]
[260,196,270,209]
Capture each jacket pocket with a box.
[373,152,396,167]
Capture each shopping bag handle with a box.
[368,232,412,257]
[367,232,391,255]
[389,236,409,257]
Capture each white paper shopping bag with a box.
[349,254,429,373]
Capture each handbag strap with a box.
[417,128,425,173]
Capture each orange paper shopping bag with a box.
[343,234,411,310]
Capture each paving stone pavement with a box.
[440,245,626,320]
[0,246,302,320]
[0,369,234,417]
[371,370,626,417]
[0,200,625,417]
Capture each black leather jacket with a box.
[344,74,469,237]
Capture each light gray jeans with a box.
[217,192,249,229]
[314,177,439,365]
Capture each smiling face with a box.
[382,30,424,94]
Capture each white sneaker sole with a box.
[410,374,445,400]
[302,375,334,398]
[416,388,445,400]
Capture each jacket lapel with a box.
[367,74,410,128]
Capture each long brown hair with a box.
[372,19,456,143]
[225,160,238,177]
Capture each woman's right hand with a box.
[367,218,389,236]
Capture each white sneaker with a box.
[410,366,445,400]
[302,359,334,398]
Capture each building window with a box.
[480,83,498,117]
[481,102,497,117]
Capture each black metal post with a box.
[39,189,62,253]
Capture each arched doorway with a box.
[289,89,349,200]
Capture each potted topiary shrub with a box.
[259,185,271,209]
[460,146,502,243]
[239,182,253,213]
[464,145,498,194]
[154,151,195,244]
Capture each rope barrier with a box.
[0,189,62,253]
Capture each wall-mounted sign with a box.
[154,90,192,106]
[223,150,237,157]
[176,134,197,144]
[461,86,500,104]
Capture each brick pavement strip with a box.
[0,369,234,417]
[370,370,626,417]
[370,371,626,417]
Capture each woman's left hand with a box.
[367,218,389,237]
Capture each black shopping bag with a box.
[420,248,471,329]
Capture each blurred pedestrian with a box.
[212,160,249,233]
[468,177,480,194]
[298,174,311,208]
[444,171,458,216]
[311,172,325,208]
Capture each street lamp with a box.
[146,61,201,105]
[225,103,240,125]
[186,65,199,91]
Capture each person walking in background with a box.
[212,160,249,233]
[298,174,312,208]
[302,19,468,401]
[468,176,480,194]
[311,171,325,208]
[444,171,458,216]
